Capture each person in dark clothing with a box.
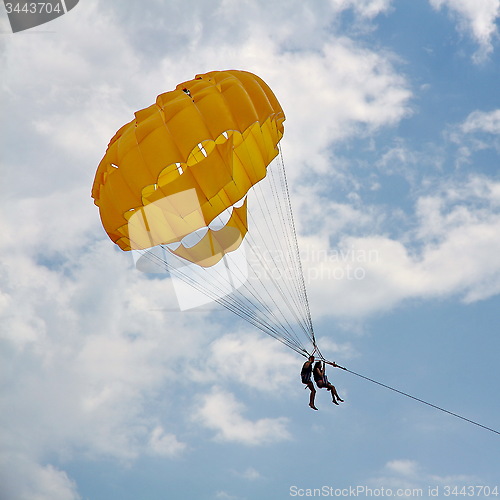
[313,360,344,405]
[301,355,317,410]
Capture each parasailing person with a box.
[313,360,344,405]
[301,355,318,410]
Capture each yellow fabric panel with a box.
[127,189,207,248]
[134,102,159,124]
[143,170,210,237]
[115,236,132,251]
[260,118,284,159]
[137,124,181,176]
[229,71,274,119]
[101,166,142,219]
[146,186,204,224]
[115,122,138,163]
[235,125,268,185]
[119,145,156,193]
[163,105,211,158]
[134,104,164,142]
[186,138,234,200]
[98,193,130,245]
[243,122,268,164]
[218,80,259,131]
[186,87,237,139]
[92,70,285,262]
[156,92,188,116]
[225,198,249,235]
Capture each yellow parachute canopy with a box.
[91,70,285,267]
[92,70,316,357]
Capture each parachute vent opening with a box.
[182,227,209,249]
[176,162,184,175]
[111,163,119,169]
[164,241,181,251]
[198,143,208,158]
[233,196,246,209]
[208,205,234,231]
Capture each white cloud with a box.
[303,175,500,318]
[330,0,393,19]
[0,217,199,494]
[189,332,298,392]
[448,108,500,165]
[148,426,187,457]
[0,456,80,500]
[313,336,359,362]
[238,466,262,480]
[429,0,500,62]
[386,459,419,478]
[194,387,291,445]
[215,491,241,500]
[461,109,500,135]
[297,186,380,237]
[274,38,411,176]
[368,459,481,493]
[374,141,425,183]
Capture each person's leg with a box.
[327,383,343,403]
[308,382,318,410]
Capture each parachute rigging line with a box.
[277,147,315,339]
[134,153,316,357]
[327,361,500,436]
[140,240,310,357]
[241,144,315,347]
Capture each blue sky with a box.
[1,1,500,499]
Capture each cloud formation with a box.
[303,174,500,318]
[0,457,80,500]
[193,387,291,445]
[461,109,500,135]
[429,0,500,62]
[368,459,481,493]
[189,332,298,392]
